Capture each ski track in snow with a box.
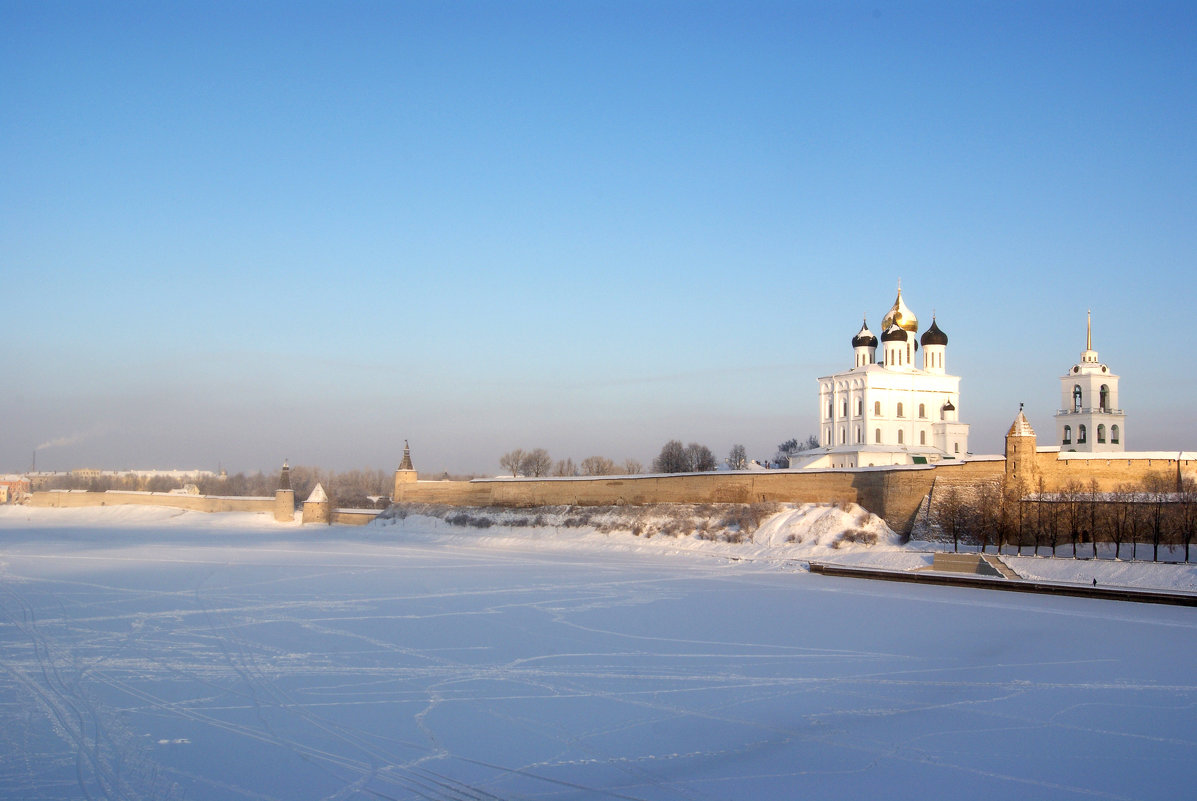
[1,508,1195,800]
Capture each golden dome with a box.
[880,287,918,333]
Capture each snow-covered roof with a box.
[305,483,328,503]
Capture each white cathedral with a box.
[793,286,969,469]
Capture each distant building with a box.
[1054,312,1124,452]
[0,476,31,503]
[795,285,969,469]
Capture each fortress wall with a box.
[331,509,383,526]
[1027,453,1195,490]
[392,467,983,536]
[30,490,276,514]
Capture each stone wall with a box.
[30,490,276,514]
[1027,452,1195,490]
[392,466,991,536]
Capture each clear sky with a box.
[3,1,1195,476]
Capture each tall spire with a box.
[398,440,414,471]
[1086,309,1092,351]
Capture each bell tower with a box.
[1054,312,1124,452]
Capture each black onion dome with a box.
[852,319,878,348]
[942,400,956,412]
[920,318,948,347]
[881,323,908,342]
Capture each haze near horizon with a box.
[3,1,1195,475]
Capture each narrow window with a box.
[825,428,831,445]
[840,428,846,444]
[856,426,861,443]
[827,402,833,419]
[1099,385,1109,412]
[875,429,881,444]
[1098,424,1106,444]
[897,402,904,418]
[1078,424,1087,443]
[898,430,904,445]
[874,401,881,416]
[857,399,863,415]
[918,403,926,418]
[954,443,960,454]
[1112,425,1120,444]
[1063,425,1071,445]
[920,430,926,445]
[1073,385,1083,412]
[842,401,848,417]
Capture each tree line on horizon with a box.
[498,435,822,477]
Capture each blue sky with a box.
[3,1,1195,475]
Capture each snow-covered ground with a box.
[1,505,1195,800]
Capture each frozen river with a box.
[1,509,1195,800]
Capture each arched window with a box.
[920,430,926,445]
[842,401,848,417]
[874,401,881,416]
[1063,425,1072,444]
[1078,424,1087,443]
[897,402,904,418]
[856,426,862,443]
[1111,424,1120,444]
[856,399,863,415]
[898,430,904,445]
[875,429,882,444]
[1073,385,1083,412]
[1099,385,1109,411]
[918,403,926,418]
[840,428,846,444]
[827,402,833,419]
[1097,424,1106,443]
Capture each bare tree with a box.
[726,444,748,471]
[499,449,526,477]
[773,434,820,468]
[1004,475,1027,555]
[1142,472,1173,562]
[581,456,617,476]
[621,459,643,475]
[972,481,1003,554]
[653,440,689,473]
[1079,478,1102,558]
[935,485,965,553]
[1061,479,1084,558]
[1178,477,1196,563]
[685,443,717,472]
[552,458,577,477]
[520,448,553,478]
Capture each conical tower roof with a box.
[398,440,414,471]
[1007,410,1036,437]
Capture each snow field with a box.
[0,506,1195,800]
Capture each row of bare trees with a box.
[499,449,644,478]
[933,473,1197,562]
